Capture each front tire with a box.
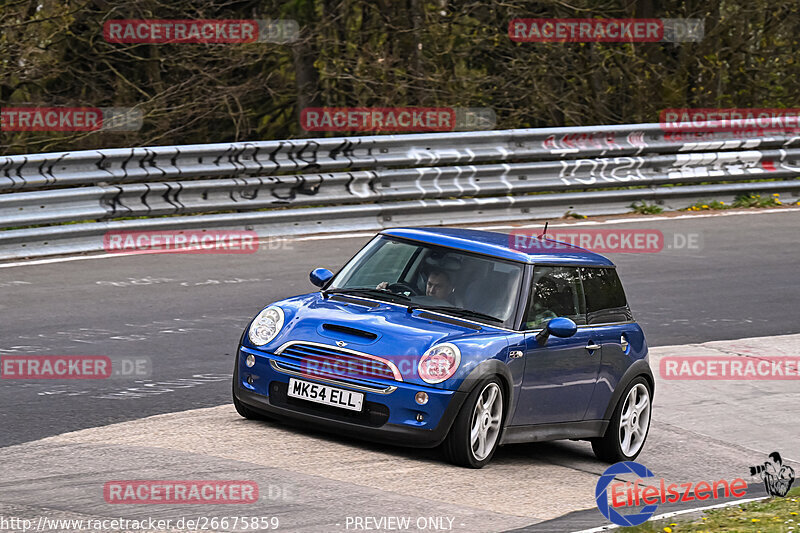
[443,377,505,468]
[592,377,652,463]
[232,373,270,421]
[233,391,263,420]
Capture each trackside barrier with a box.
[1,121,799,260]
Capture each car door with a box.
[579,266,638,421]
[511,265,602,426]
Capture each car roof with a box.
[380,227,615,266]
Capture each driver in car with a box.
[376,267,456,304]
[424,268,456,302]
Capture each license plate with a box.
[287,378,364,412]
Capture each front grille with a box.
[270,360,396,394]
[276,341,401,382]
[269,381,390,427]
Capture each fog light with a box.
[415,391,429,405]
[416,413,424,422]
[245,354,255,367]
[247,375,254,385]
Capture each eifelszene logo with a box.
[595,461,749,527]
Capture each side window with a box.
[580,267,632,325]
[524,266,586,329]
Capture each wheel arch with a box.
[455,359,516,428]
[601,359,655,421]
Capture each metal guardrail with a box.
[1,122,799,260]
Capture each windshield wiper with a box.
[325,287,411,304]
[409,305,504,324]
[325,291,503,324]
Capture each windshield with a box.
[328,236,524,327]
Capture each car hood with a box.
[251,292,509,385]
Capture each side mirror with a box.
[535,317,578,346]
[547,317,578,338]
[310,268,333,288]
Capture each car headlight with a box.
[418,343,461,384]
[248,306,285,346]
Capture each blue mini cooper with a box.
[233,227,653,468]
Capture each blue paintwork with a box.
[239,293,511,390]
[582,322,648,421]
[546,317,578,338]
[234,227,650,448]
[309,267,334,287]
[514,328,601,424]
[382,227,615,266]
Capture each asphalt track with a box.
[1,208,799,532]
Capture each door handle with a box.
[586,342,601,351]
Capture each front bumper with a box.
[234,346,468,448]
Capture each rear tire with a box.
[443,377,505,468]
[592,376,652,463]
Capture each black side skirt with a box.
[500,420,609,444]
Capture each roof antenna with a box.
[539,221,548,239]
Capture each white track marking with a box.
[1,207,799,269]
[0,250,153,269]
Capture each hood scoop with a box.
[317,323,380,345]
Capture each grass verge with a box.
[623,486,800,532]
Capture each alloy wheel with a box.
[470,382,503,461]
[618,383,651,457]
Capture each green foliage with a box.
[684,199,730,211]
[732,193,784,208]
[3,0,800,154]
[683,193,787,211]
[622,486,800,532]
[630,201,664,215]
